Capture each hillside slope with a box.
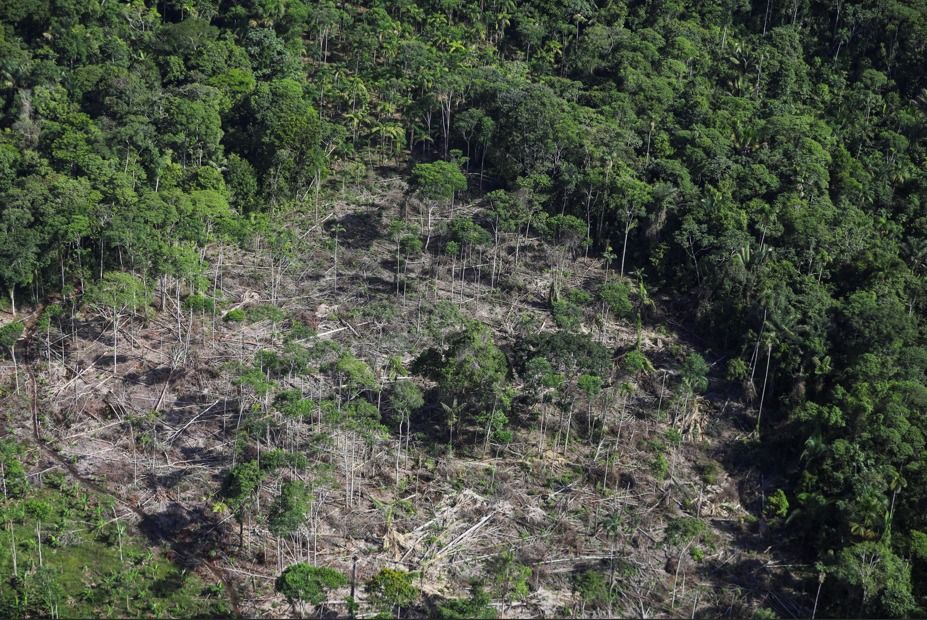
[3,169,799,618]
[2,1,927,617]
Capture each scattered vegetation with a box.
[0,0,925,617]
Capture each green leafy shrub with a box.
[765,489,789,519]
[600,282,633,318]
[572,569,612,610]
[664,517,708,546]
[566,288,593,306]
[223,308,246,322]
[651,453,669,480]
[623,348,652,375]
[276,563,348,611]
[274,390,314,418]
[287,320,316,341]
[246,304,286,323]
[726,358,748,383]
[183,293,216,314]
[365,568,419,615]
[437,583,497,619]
[485,550,531,610]
[695,458,722,485]
[551,300,582,330]
[681,353,710,393]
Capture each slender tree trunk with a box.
[9,344,19,394]
[8,521,16,577]
[756,342,772,435]
[563,403,574,452]
[620,215,633,278]
[395,419,402,486]
[811,573,825,620]
[539,405,547,455]
[112,308,118,376]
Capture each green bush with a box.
[681,353,710,393]
[651,453,669,480]
[437,583,497,619]
[765,489,789,519]
[552,300,583,330]
[664,517,708,546]
[183,293,216,314]
[276,563,348,609]
[223,308,246,322]
[572,569,612,610]
[565,288,593,306]
[287,320,316,341]
[600,282,633,318]
[246,304,287,323]
[623,348,652,375]
[365,568,419,614]
[696,458,722,485]
[726,357,748,383]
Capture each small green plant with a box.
[551,300,582,330]
[43,470,68,490]
[364,568,419,616]
[726,358,748,383]
[696,458,722,485]
[681,353,710,393]
[600,282,633,318]
[287,320,316,341]
[182,293,216,314]
[572,569,612,611]
[651,454,669,480]
[223,308,246,322]
[765,488,789,519]
[246,304,287,323]
[437,582,497,619]
[623,348,652,375]
[275,563,348,616]
[485,550,531,613]
[565,288,593,306]
[664,516,708,546]
[664,428,683,446]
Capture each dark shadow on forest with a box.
[335,272,395,297]
[138,365,174,385]
[92,353,130,368]
[147,467,188,491]
[327,210,384,250]
[139,501,230,570]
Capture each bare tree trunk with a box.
[36,521,43,567]
[756,342,772,435]
[112,308,119,376]
[395,420,402,486]
[8,521,17,577]
[620,215,632,278]
[563,403,574,452]
[811,572,825,620]
[9,343,19,394]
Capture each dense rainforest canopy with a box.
[1,0,926,617]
